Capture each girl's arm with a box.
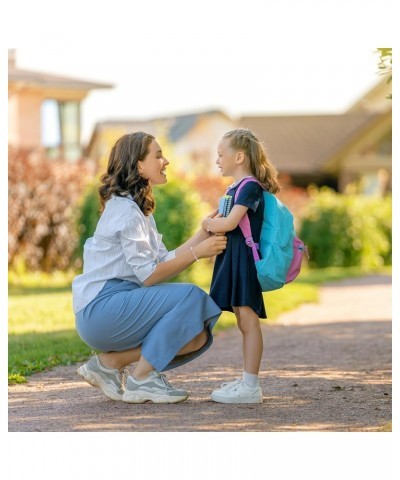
[202,205,248,234]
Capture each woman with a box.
[72,132,227,404]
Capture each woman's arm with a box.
[202,205,249,234]
[174,209,219,256]
[143,234,227,286]
[174,228,209,256]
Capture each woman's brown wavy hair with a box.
[223,128,280,193]
[98,132,156,215]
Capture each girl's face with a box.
[216,138,238,177]
[138,140,169,185]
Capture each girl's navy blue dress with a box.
[210,178,267,318]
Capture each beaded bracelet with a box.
[190,247,199,262]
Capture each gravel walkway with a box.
[8,275,392,432]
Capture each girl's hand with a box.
[193,235,227,259]
[201,209,219,232]
[202,211,224,233]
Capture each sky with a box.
[4,0,394,144]
[14,44,384,144]
[1,0,396,477]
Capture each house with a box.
[86,76,391,195]
[86,110,235,174]
[241,76,391,195]
[8,49,113,161]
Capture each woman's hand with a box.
[193,234,227,259]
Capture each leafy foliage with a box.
[8,148,92,271]
[189,174,231,210]
[299,189,392,268]
[76,181,102,261]
[376,48,392,99]
[153,178,205,250]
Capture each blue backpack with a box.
[233,178,307,292]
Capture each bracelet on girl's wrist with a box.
[190,247,199,262]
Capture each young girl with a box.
[202,128,280,404]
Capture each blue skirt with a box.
[75,279,221,372]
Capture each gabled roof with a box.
[240,113,378,174]
[8,65,113,91]
[169,113,200,142]
[347,75,391,113]
[89,110,230,143]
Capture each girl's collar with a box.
[229,175,256,188]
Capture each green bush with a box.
[153,179,204,250]
[299,188,392,268]
[76,182,101,261]
[153,179,207,283]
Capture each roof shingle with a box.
[240,114,378,174]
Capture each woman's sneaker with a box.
[122,371,189,404]
[77,355,128,401]
[210,379,263,404]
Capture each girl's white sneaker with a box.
[210,379,263,404]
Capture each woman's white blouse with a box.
[72,195,176,313]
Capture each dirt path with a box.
[8,275,392,432]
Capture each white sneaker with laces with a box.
[210,379,263,404]
[218,378,242,391]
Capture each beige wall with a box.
[8,84,88,150]
[8,90,43,148]
[173,115,235,175]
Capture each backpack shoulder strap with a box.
[234,178,264,262]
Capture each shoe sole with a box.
[77,364,122,402]
[122,392,189,404]
[210,392,263,404]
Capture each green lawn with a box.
[8,265,391,384]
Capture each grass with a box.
[8,265,391,384]
[8,288,92,384]
[376,421,392,432]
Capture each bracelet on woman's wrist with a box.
[190,247,199,262]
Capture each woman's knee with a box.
[182,284,206,299]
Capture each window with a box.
[41,99,61,157]
[60,101,81,160]
[41,99,81,161]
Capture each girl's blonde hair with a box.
[98,132,156,215]
[223,128,280,193]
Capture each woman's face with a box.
[138,140,169,185]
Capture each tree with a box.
[376,48,392,99]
